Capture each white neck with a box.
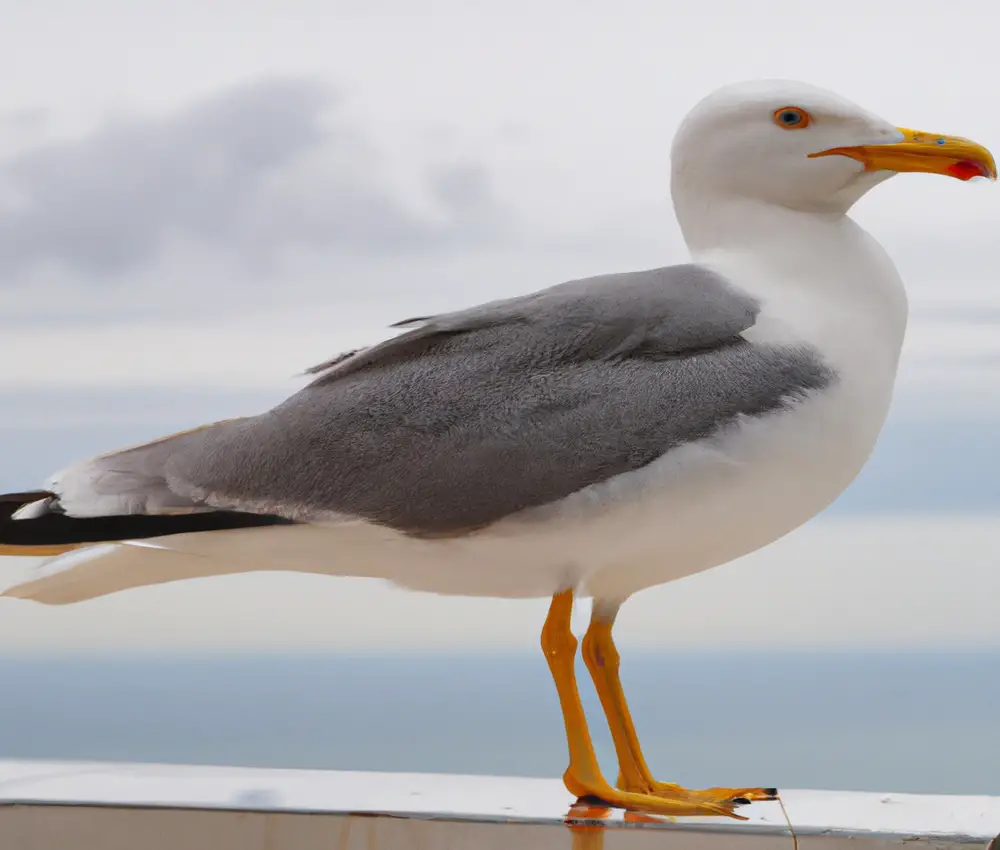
[671,184,910,360]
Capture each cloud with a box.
[0,78,504,287]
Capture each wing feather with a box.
[26,264,833,535]
[159,265,831,533]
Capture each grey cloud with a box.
[0,78,504,279]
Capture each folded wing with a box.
[4,264,833,546]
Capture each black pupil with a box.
[781,110,801,125]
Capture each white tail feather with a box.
[2,537,254,605]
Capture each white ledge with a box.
[1,760,999,849]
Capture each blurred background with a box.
[1,0,998,795]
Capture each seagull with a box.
[1,80,994,819]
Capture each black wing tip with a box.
[1,489,297,550]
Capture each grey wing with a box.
[140,264,834,535]
[303,264,761,384]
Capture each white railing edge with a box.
[1,759,998,847]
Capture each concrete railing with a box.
[2,760,999,849]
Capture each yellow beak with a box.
[809,128,997,181]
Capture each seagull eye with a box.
[773,107,811,130]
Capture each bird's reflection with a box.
[564,801,611,850]
[564,799,677,849]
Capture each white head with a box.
[671,80,995,218]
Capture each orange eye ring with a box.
[773,106,811,130]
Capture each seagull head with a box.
[671,79,995,215]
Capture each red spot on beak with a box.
[948,160,991,181]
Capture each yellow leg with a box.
[541,589,748,819]
[580,608,778,806]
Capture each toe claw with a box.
[732,797,751,805]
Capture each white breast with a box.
[574,217,910,601]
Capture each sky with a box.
[1,0,999,652]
